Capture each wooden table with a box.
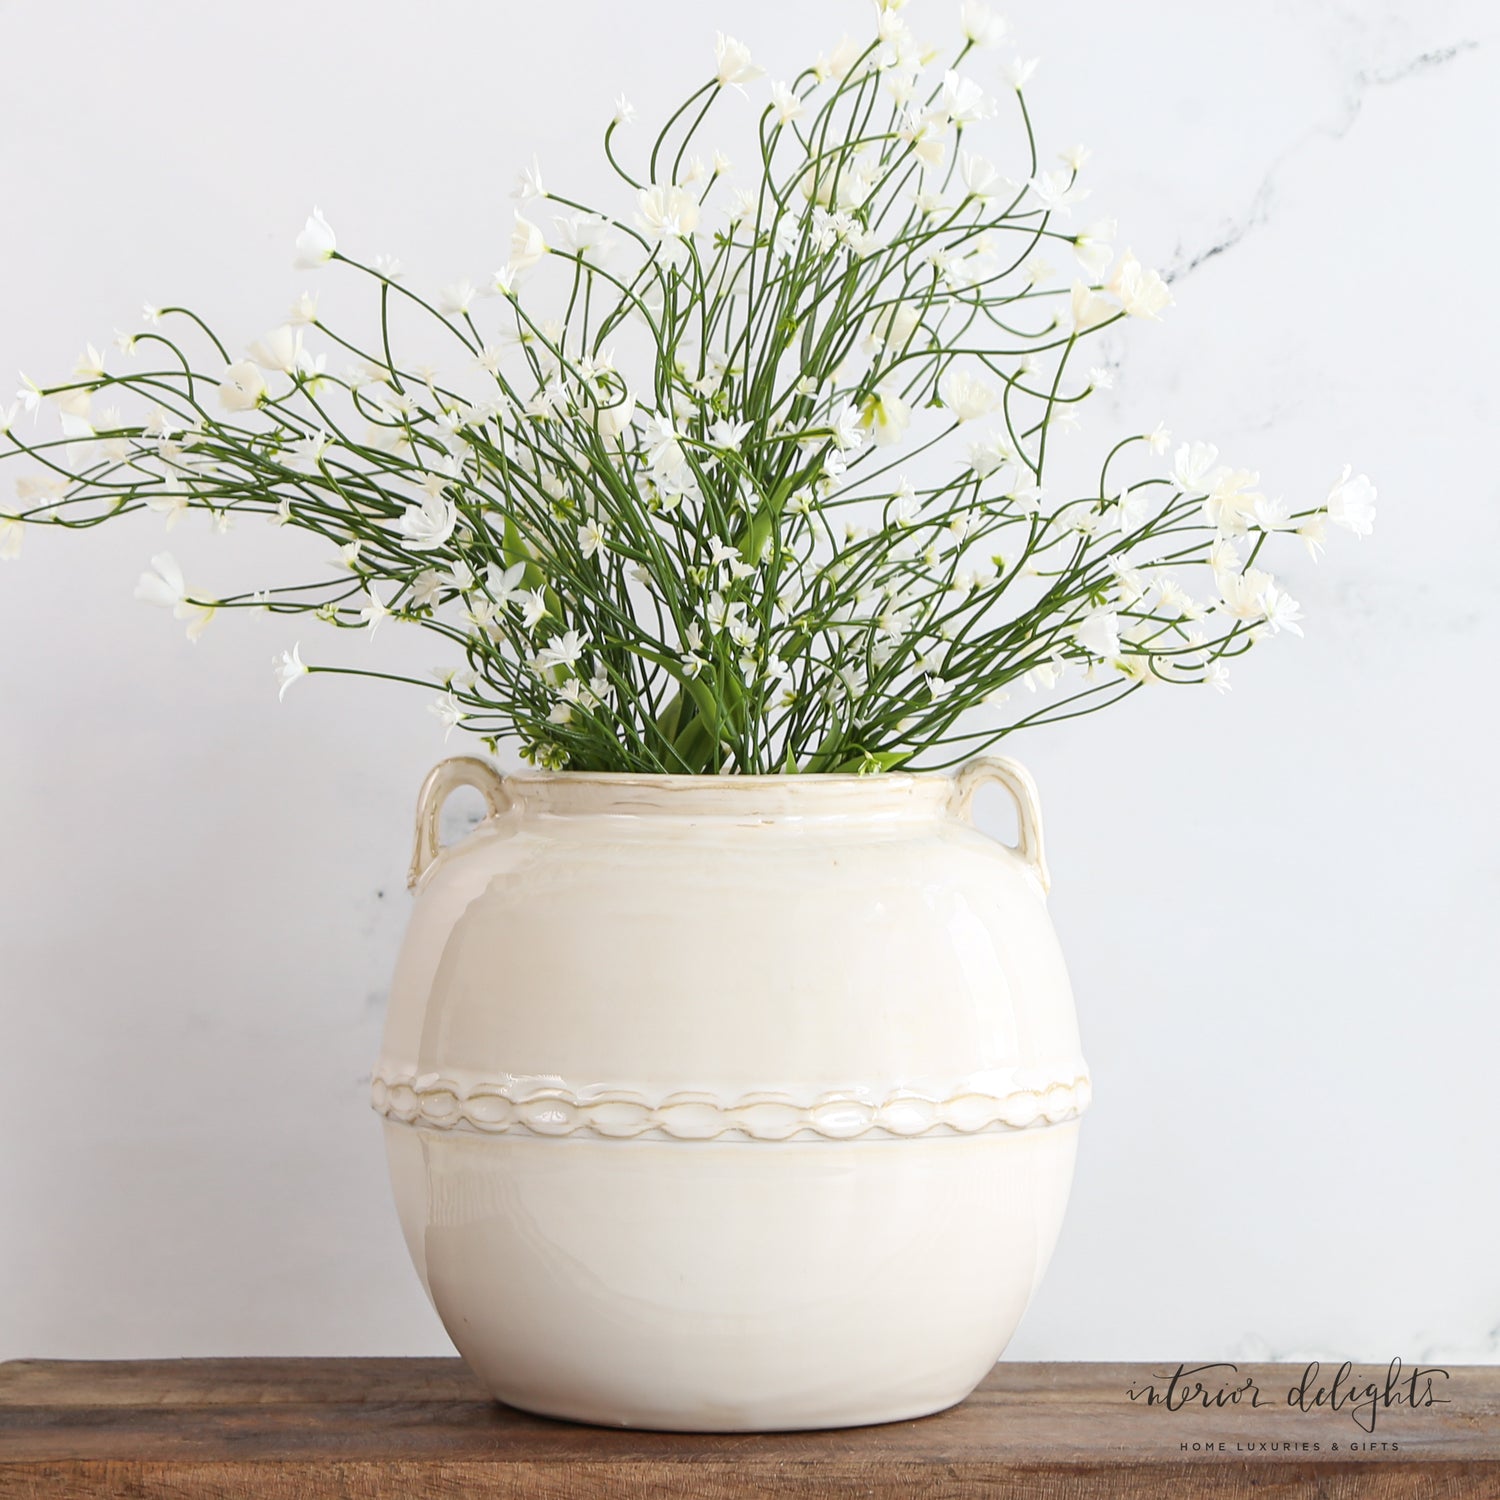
[2,1358,1497,1497]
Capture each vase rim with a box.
[498,768,961,820]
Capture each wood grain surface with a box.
[1,1357,1497,1498]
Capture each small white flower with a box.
[285,428,331,474]
[1024,660,1063,692]
[288,291,319,327]
[0,511,24,560]
[578,518,609,559]
[1009,481,1045,514]
[1112,484,1155,536]
[1252,495,1297,533]
[1011,257,1047,289]
[1261,583,1304,636]
[770,82,803,124]
[1217,566,1273,624]
[516,589,548,629]
[865,300,922,355]
[1204,469,1261,536]
[539,628,586,671]
[960,0,1007,48]
[1325,465,1376,537]
[959,150,1001,200]
[274,643,307,700]
[509,213,548,273]
[883,63,921,106]
[708,417,752,448]
[1203,662,1232,694]
[828,400,864,451]
[398,491,458,550]
[1072,611,1121,660]
[1108,250,1173,319]
[1002,56,1039,90]
[938,367,997,422]
[144,484,189,529]
[51,384,94,436]
[636,185,700,269]
[940,71,994,126]
[815,36,865,83]
[890,488,922,527]
[1208,537,1242,581]
[1153,577,1197,618]
[218,361,267,413]
[968,433,1017,477]
[359,586,391,634]
[293,207,337,269]
[708,540,750,579]
[1172,441,1220,492]
[14,374,43,416]
[613,94,637,126]
[74,344,107,379]
[1070,281,1115,333]
[135,552,215,641]
[1145,422,1172,455]
[899,107,947,167]
[429,691,467,739]
[1298,513,1328,561]
[641,412,687,478]
[714,32,763,89]
[859,384,911,447]
[512,156,545,202]
[411,569,445,609]
[1107,558,1148,605]
[726,187,758,223]
[552,212,616,260]
[486,560,526,607]
[248,325,310,375]
[438,280,476,316]
[1029,169,1089,214]
[466,595,499,632]
[1072,218,1115,278]
[593,385,635,441]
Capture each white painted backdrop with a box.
[2,0,1496,1364]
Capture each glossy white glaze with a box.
[376,760,1088,1430]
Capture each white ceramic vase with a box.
[373,759,1089,1432]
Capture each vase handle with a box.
[948,756,1051,894]
[408,756,511,890]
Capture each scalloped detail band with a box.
[370,1066,1092,1142]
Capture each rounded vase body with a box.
[374,763,1089,1431]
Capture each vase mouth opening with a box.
[500,769,958,820]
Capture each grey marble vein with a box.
[1167,39,1480,285]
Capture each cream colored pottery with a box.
[373,760,1089,1432]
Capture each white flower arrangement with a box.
[1,3,1374,774]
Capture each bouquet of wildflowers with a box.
[0,1,1374,773]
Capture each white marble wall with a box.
[1,0,1496,1364]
